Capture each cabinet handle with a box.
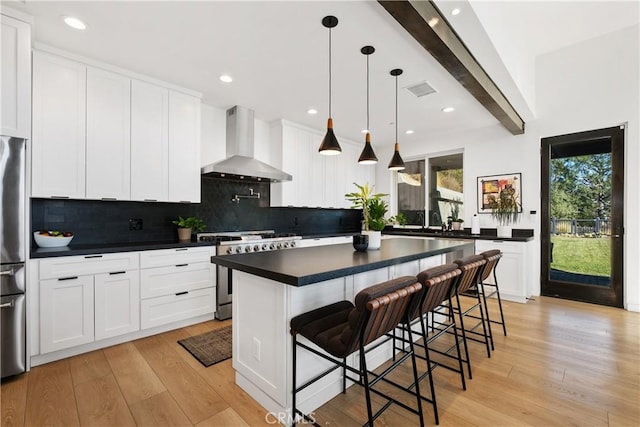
[492,240,503,243]
[58,276,78,281]
[101,197,117,201]
[179,201,191,204]
[175,248,188,252]
[144,199,157,202]
[109,271,126,275]
[175,291,188,296]
[175,264,188,267]
[85,255,103,259]
[51,195,70,199]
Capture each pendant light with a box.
[318,16,341,155]
[388,68,406,171]
[358,46,378,164]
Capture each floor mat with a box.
[177,325,232,367]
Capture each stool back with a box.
[413,264,462,318]
[350,276,422,352]
[453,255,486,294]
[479,250,502,282]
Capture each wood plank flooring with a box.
[2,297,639,426]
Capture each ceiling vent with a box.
[404,81,437,98]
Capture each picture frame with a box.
[477,173,522,213]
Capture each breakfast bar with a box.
[210,237,474,418]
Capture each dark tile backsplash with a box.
[31,177,362,246]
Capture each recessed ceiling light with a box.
[451,8,461,16]
[405,130,414,135]
[62,16,86,30]
[219,75,233,83]
[442,107,455,113]
[307,108,318,115]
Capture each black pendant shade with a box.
[319,118,341,155]
[319,16,341,155]
[388,68,406,171]
[358,45,378,164]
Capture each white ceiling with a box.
[7,0,639,149]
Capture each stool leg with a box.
[360,347,374,427]
[419,314,436,425]
[493,269,508,336]
[449,295,467,391]
[291,333,298,426]
[454,293,473,379]
[478,283,495,351]
[476,293,492,358]
[409,327,427,427]
[342,358,347,394]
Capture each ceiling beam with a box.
[378,0,525,135]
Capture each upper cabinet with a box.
[31,48,201,203]
[271,120,374,208]
[86,67,131,200]
[168,91,201,203]
[1,13,31,138]
[32,51,86,198]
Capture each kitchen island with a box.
[210,237,474,418]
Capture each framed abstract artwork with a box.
[477,173,522,213]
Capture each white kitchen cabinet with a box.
[139,247,215,329]
[31,51,86,198]
[86,67,131,200]
[1,13,31,138]
[272,120,374,208]
[131,80,169,201]
[40,275,94,354]
[168,91,201,203]
[94,271,140,340]
[475,239,532,303]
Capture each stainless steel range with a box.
[197,230,301,320]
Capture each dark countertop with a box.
[383,227,534,242]
[30,240,216,259]
[210,237,474,286]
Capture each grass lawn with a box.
[551,235,611,277]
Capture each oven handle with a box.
[0,269,14,277]
[0,301,14,309]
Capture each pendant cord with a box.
[328,27,332,118]
[366,54,370,133]
[395,74,398,144]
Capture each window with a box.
[427,154,463,227]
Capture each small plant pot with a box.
[452,222,462,230]
[497,225,512,238]
[363,230,381,250]
[353,234,369,252]
[177,227,192,241]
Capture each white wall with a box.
[536,24,639,311]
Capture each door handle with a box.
[614,235,621,238]
[0,301,14,308]
[0,270,14,276]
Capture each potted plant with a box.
[345,183,393,250]
[487,185,521,237]
[172,216,206,241]
[448,199,464,230]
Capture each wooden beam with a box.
[378,0,525,135]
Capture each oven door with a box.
[215,265,232,320]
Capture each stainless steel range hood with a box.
[201,106,292,182]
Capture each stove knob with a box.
[226,247,234,254]
[290,241,296,248]
[269,243,276,250]
[283,242,289,248]
[244,246,252,253]
[235,247,243,254]
[254,245,260,252]
[262,244,269,251]
[276,242,283,249]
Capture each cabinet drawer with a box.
[39,252,139,280]
[140,247,212,269]
[141,287,214,330]
[140,262,212,299]
[475,240,524,255]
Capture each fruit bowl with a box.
[33,231,74,248]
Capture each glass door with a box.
[541,126,624,307]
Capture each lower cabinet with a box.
[475,239,532,303]
[40,275,94,354]
[94,271,140,340]
[141,287,215,330]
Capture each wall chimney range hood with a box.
[201,106,292,182]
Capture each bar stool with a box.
[290,276,424,427]
[478,250,507,336]
[392,264,465,425]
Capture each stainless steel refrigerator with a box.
[1,136,26,378]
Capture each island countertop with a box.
[210,237,474,286]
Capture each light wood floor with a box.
[1,296,639,426]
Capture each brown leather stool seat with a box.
[291,276,424,426]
